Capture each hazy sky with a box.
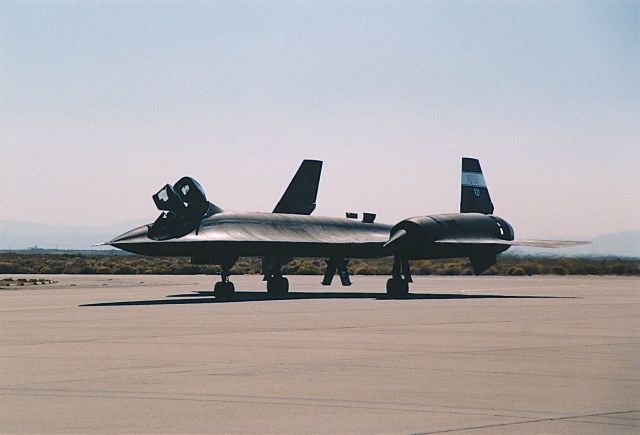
[1,0,638,239]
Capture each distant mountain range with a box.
[0,219,145,251]
[1,220,638,258]
[506,229,640,258]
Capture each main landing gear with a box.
[213,264,235,299]
[266,275,289,296]
[262,257,289,296]
[387,257,412,298]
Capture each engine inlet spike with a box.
[383,229,407,249]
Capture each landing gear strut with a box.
[321,258,351,286]
[386,257,412,298]
[213,264,235,299]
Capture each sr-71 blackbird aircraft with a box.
[108,158,587,298]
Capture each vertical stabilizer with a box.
[273,160,323,215]
[265,160,323,281]
[460,158,494,214]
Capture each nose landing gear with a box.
[213,265,235,299]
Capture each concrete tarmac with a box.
[1,274,638,434]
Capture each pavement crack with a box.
[413,410,640,434]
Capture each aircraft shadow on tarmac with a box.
[81,290,574,307]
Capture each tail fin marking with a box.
[460,157,494,214]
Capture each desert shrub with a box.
[201,266,219,275]
[550,266,568,275]
[461,267,474,275]
[573,265,599,275]
[610,264,631,275]
[0,262,16,273]
[444,266,460,276]
[413,264,432,275]
[113,264,135,274]
[507,266,526,276]
[521,263,540,275]
[79,266,95,274]
[0,253,638,276]
[296,266,318,275]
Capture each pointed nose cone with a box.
[383,229,407,250]
[108,225,150,246]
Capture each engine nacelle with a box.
[386,213,514,259]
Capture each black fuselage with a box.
[109,211,513,262]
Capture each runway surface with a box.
[1,274,638,434]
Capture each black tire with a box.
[214,281,235,299]
[267,276,289,296]
[280,277,289,294]
[386,278,409,298]
[400,279,409,294]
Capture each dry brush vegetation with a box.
[0,253,638,276]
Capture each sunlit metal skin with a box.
[107,158,588,299]
[109,212,393,258]
[384,213,515,260]
[109,212,514,259]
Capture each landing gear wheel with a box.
[214,281,235,299]
[386,278,409,298]
[267,276,289,296]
